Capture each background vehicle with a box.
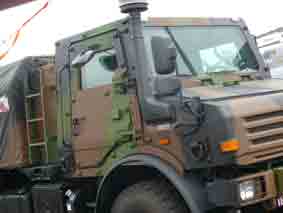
[1,1,283,213]
[257,27,283,78]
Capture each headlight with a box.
[239,180,256,201]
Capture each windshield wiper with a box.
[165,27,197,75]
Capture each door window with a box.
[81,50,115,89]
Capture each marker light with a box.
[159,138,171,146]
[220,139,240,153]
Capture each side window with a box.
[81,50,115,89]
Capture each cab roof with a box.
[57,17,247,46]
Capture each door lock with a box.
[72,116,86,136]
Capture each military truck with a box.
[1,0,283,212]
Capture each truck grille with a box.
[238,109,283,164]
[243,110,283,145]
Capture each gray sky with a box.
[0,0,281,65]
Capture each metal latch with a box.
[72,116,86,136]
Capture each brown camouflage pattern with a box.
[186,78,283,165]
[72,85,113,177]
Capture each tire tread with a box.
[111,179,187,213]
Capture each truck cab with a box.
[54,9,283,212]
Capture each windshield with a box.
[144,26,259,76]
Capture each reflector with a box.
[220,139,240,153]
[159,138,171,145]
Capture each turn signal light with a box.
[159,138,171,145]
[220,139,240,153]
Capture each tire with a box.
[111,179,188,213]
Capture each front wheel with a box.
[111,179,188,213]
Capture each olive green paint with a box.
[58,23,120,153]
[197,71,241,87]
[274,168,283,193]
[97,69,136,175]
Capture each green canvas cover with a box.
[0,57,52,168]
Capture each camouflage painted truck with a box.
[2,0,283,212]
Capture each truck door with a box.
[72,49,114,177]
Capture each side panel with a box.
[41,64,59,161]
[72,85,113,176]
[0,121,28,168]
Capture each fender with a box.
[95,154,209,213]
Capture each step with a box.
[27,118,44,123]
[26,93,41,99]
[29,142,47,148]
[86,202,96,208]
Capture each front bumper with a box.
[207,170,279,208]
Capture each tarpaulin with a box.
[0,57,52,168]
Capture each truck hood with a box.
[183,79,283,101]
[182,79,283,167]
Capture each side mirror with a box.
[72,49,96,68]
[151,36,177,75]
[154,77,181,97]
[99,55,118,71]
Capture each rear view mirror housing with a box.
[151,36,177,75]
[99,55,118,71]
[154,77,181,97]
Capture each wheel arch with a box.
[95,154,209,213]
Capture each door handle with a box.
[72,116,86,136]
